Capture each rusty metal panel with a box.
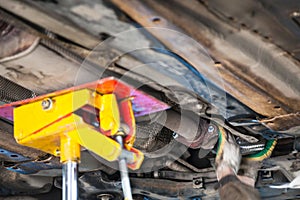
[110,0,300,123]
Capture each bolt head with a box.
[42,98,53,110]
[208,125,215,133]
[172,132,178,139]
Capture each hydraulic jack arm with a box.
[1,77,170,200]
[14,85,143,169]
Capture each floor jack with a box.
[0,77,169,200]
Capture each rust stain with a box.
[260,113,300,131]
[111,0,297,119]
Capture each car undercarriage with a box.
[0,0,299,199]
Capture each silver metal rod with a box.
[119,158,133,200]
[62,161,78,200]
[116,135,133,200]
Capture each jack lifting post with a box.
[0,78,172,200]
[63,161,78,200]
[61,136,80,200]
[116,135,133,200]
